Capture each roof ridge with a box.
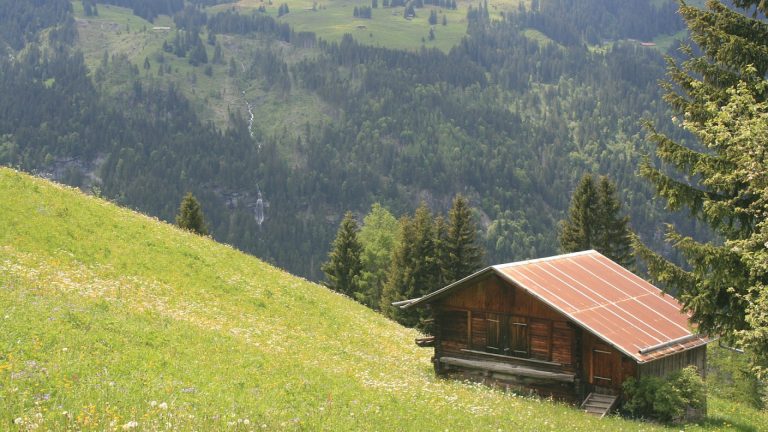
[493,250,599,270]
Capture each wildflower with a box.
[150,401,157,407]
[122,420,138,430]
[158,402,168,410]
[14,417,22,425]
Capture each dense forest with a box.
[0,0,706,280]
[515,0,684,45]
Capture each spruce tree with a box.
[637,0,768,375]
[560,174,633,267]
[595,176,633,269]
[176,192,208,235]
[321,211,363,297]
[560,174,599,253]
[433,215,448,286]
[443,195,484,284]
[381,203,439,330]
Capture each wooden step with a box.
[584,401,614,408]
[580,392,618,419]
[590,394,616,401]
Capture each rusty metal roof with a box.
[405,250,712,363]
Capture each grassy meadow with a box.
[1,170,767,431]
[207,0,533,51]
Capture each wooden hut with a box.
[398,250,712,416]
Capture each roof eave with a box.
[636,336,716,364]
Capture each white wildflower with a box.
[122,420,138,430]
[13,417,23,425]
[158,402,168,410]
[150,401,157,407]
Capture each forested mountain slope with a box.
[3,168,767,430]
[0,0,708,279]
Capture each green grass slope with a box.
[0,167,766,431]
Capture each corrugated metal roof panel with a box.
[491,250,710,362]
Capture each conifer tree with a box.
[443,195,484,284]
[560,174,599,253]
[176,192,208,235]
[321,211,363,297]
[433,215,448,286]
[595,176,633,269]
[381,203,439,330]
[380,214,417,324]
[560,174,633,267]
[637,0,768,375]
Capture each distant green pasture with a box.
[205,0,532,51]
[208,0,471,51]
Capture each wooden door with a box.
[591,347,614,388]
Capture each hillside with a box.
[0,0,712,281]
[0,168,765,430]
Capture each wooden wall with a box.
[434,275,578,373]
[638,346,707,379]
[439,275,562,320]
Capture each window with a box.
[508,316,529,357]
[485,314,529,358]
[486,314,502,354]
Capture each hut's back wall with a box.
[638,346,707,379]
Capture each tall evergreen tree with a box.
[443,195,484,283]
[433,214,449,286]
[321,211,363,297]
[176,192,208,235]
[595,176,634,269]
[560,174,599,252]
[381,203,439,330]
[381,214,417,324]
[560,174,633,266]
[636,0,768,376]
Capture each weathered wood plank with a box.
[415,337,435,347]
[440,356,575,382]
